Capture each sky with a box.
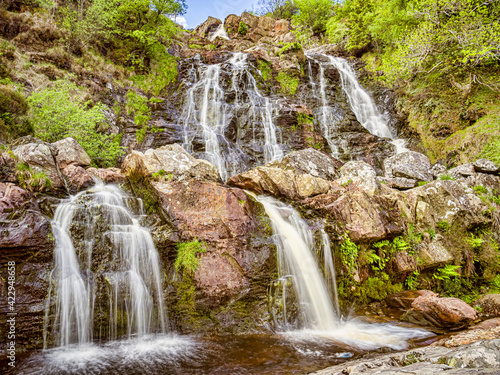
[175,0,261,29]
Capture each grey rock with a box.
[476,294,500,318]
[450,163,476,179]
[430,163,447,178]
[390,177,417,189]
[384,151,433,182]
[474,159,500,174]
[52,137,91,169]
[276,148,341,180]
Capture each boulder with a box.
[403,295,477,328]
[195,16,222,39]
[338,161,380,194]
[121,144,221,182]
[384,151,433,182]
[12,141,65,191]
[473,159,500,174]
[386,290,437,310]
[52,137,91,169]
[274,19,289,35]
[277,148,341,180]
[61,164,93,194]
[87,167,125,184]
[389,177,417,190]
[418,240,454,269]
[476,294,500,318]
[430,163,447,178]
[464,173,500,194]
[449,163,476,179]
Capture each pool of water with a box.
[5,321,437,375]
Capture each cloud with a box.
[171,15,188,29]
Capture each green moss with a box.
[238,22,248,35]
[257,59,272,81]
[353,273,403,304]
[437,220,451,232]
[276,71,299,95]
[278,42,303,56]
[339,232,358,272]
[175,240,206,275]
[188,44,204,49]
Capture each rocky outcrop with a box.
[403,294,478,328]
[194,16,222,39]
[61,164,93,194]
[311,339,500,375]
[386,290,437,310]
[121,144,221,182]
[228,148,337,200]
[384,151,433,187]
[52,137,91,169]
[87,167,125,184]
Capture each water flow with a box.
[253,194,338,330]
[320,229,340,317]
[208,24,230,41]
[47,182,167,347]
[307,53,408,153]
[181,53,282,180]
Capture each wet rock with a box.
[384,151,433,182]
[12,141,65,191]
[195,16,222,38]
[277,148,341,180]
[0,182,54,260]
[61,164,93,194]
[121,144,221,182]
[52,137,91,169]
[386,290,437,310]
[473,159,500,174]
[476,294,500,318]
[449,162,476,179]
[403,295,477,328]
[87,167,125,184]
[434,326,500,347]
[470,318,500,331]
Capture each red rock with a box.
[409,295,478,328]
[386,290,437,310]
[62,164,93,194]
[87,167,125,184]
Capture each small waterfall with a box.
[46,182,167,347]
[307,53,408,154]
[180,53,282,181]
[320,229,340,317]
[253,194,338,331]
[253,193,431,350]
[209,24,230,41]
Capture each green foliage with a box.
[405,270,420,290]
[480,137,500,164]
[427,228,437,240]
[258,0,298,19]
[437,220,450,232]
[440,174,455,180]
[257,60,272,81]
[417,181,429,186]
[297,112,313,125]
[15,163,52,192]
[0,84,32,138]
[474,185,488,194]
[491,274,500,292]
[433,264,461,281]
[339,232,358,272]
[354,272,403,303]
[326,18,349,44]
[278,42,303,56]
[238,22,249,35]
[292,0,334,35]
[175,240,207,275]
[276,71,299,95]
[466,233,485,250]
[27,80,124,167]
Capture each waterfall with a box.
[46,181,167,347]
[180,53,282,181]
[320,229,340,317]
[253,193,431,350]
[253,194,338,331]
[209,24,230,41]
[307,53,408,154]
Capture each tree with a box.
[258,0,297,19]
[292,0,334,35]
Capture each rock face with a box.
[61,164,93,194]
[386,290,437,310]
[403,294,478,328]
[121,144,221,182]
[87,167,125,184]
[52,137,91,169]
[194,16,222,38]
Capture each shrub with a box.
[278,42,303,56]
[339,232,358,272]
[27,80,124,168]
[437,220,450,232]
[238,22,248,35]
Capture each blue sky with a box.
[175,0,261,29]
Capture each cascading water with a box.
[46,181,167,348]
[208,24,230,41]
[320,229,340,317]
[307,53,408,154]
[254,193,431,350]
[180,52,283,180]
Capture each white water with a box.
[320,229,340,317]
[254,194,431,350]
[181,53,282,180]
[47,182,167,347]
[208,24,230,41]
[307,53,408,154]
